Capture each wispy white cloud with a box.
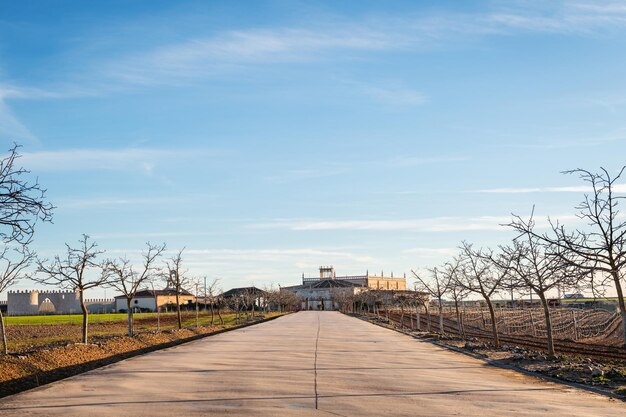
[0,99,38,145]
[264,166,350,184]
[403,247,457,256]
[102,27,406,86]
[5,3,626,101]
[180,248,376,264]
[388,155,470,167]
[103,247,377,276]
[59,196,178,209]
[362,85,427,106]
[254,214,583,233]
[478,184,626,193]
[19,147,218,174]
[0,83,97,100]
[92,231,211,240]
[484,2,626,34]
[254,217,510,233]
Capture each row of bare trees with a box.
[412,167,626,354]
[5,234,195,345]
[0,143,306,356]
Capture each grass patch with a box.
[6,313,153,325]
[2,311,281,353]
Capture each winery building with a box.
[282,266,407,310]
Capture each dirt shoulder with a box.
[0,314,285,398]
[355,313,626,401]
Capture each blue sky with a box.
[1,1,626,297]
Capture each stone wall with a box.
[7,290,82,315]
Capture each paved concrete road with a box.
[1,312,625,416]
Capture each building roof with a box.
[114,289,194,299]
[284,279,364,291]
[308,279,363,289]
[222,286,268,298]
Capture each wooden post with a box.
[480,306,486,330]
[416,309,420,331]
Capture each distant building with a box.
[7,290,114,316]
[222,287,268,310]
[114,288,195,313]
[282,266,408,310]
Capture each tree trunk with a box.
[175,291,182,330]
[126,297,134,337]
[611,271,626,348]
[454,299,462,338]
[485,298,499,348]
[0,308,7,355]
[416,308,420,331]
[538,291,555,356]
[480,306,486,330]
[210,303,215,325]
[425,306,431,332]
[80,290,89,344]
[438,297,444,335]
[217,305,224,325]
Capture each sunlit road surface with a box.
[1,311,624,416]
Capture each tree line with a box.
[0,144,301,355]
[411,167,626,354]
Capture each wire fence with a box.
[442,307,622,342]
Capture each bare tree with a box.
[330,288,354,313]
[412,282,431,331]
[163,249,190,330]
[104,242,166,336]
[509,167,626,347]
[444,258,469,338]
[241,287,258,321]
[395,292,411,328]
[277,288,302,313]
[214,289,226,325]
[501,227,585,356]
[0,245,36,354]
[205,278,220,324]
[34,235,106,343]
[457,242,509,347]
[0,144,54,245]
[413,267,451,334]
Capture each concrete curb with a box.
[352,313,626,403]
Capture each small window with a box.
[134,300,139,304]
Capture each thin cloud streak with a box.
[20,147,218,173]
[255,217,511,233]
[2,2,625,104]
[255,214,583,233]
[403,247,457,256]
[104,247,377,264]
[59,196,178,209]
[0,99,38,145]
[478,184,626,193]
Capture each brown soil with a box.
[356,313,626,401]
